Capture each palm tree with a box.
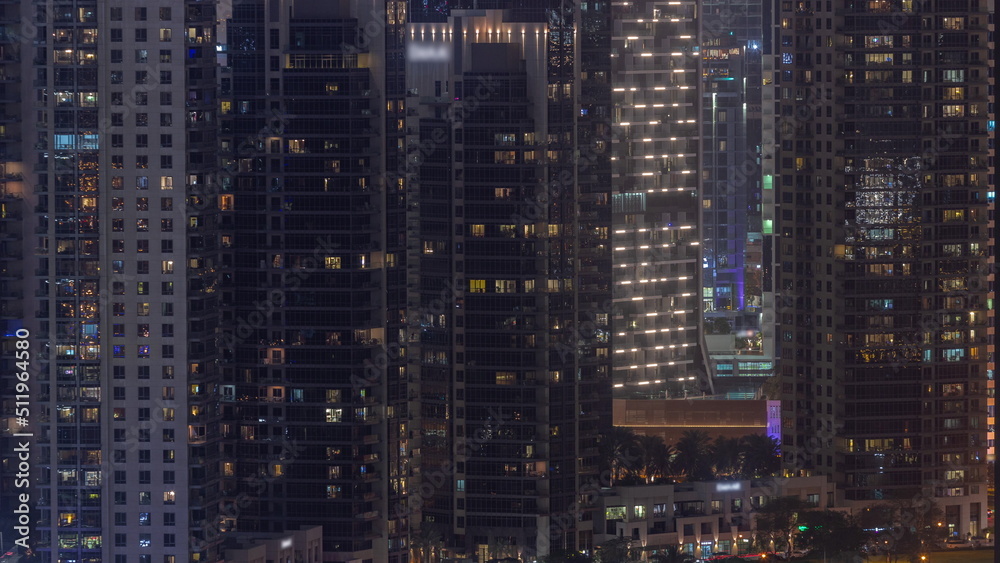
[635,434,674,484]
[673,429,713,481]
[599,426,641,485]
[648,545,696,563]
[410,526,443,563]
[710,435,742,478]
[739,433,781,478]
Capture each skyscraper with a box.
[770,0,993,534]
[18,0,222,559]
[611,0,710,400]
[217,0,409,560]
[404,2,612,559]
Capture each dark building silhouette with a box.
[218,0,409,560]
[769,0,993,535]
[403,2,613,558]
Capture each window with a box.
[160,155,173,168]
[469,279,486,293]
[159,49,172,63]
[139,471,151,485]
[139,512,151,526]
[161,283,174,296]
[110,7,122,20]
[138,450,150,463]
[135,29,147,41]
[110,29,123,42]
[111,50,123,63]
[163,470,175,484]
[163,534,175,547]
[135,49,148,63]
[164,513,175,526]
[160,134,172,147]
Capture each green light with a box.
[763,219,773,234]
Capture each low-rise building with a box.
[594,476,835,559]
[221,526,323,563]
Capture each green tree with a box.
[710,435,742,478]
[594,537,641,563]
[752,496,809,556]
[540,550,594,563]
[598,427,641,486]
[648,545,696,563]
[410,526,444,563]
[674,429,713,481]
[705,317,733,335]
[858,499,947,563]
[738,433,781,478]
[636,434,674,484]
[795,510,869,560]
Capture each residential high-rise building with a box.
[611,0,710,400]
[769,0,993,535]
[15,0,223,559]
[700,0,777,400]
[217,0,409,560]
[0,0,24,544]
[404,2,612,559]
[701,0,764,319]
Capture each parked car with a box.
[774,549,811,560]
[970,536,994,549]
[942,537,972,549]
